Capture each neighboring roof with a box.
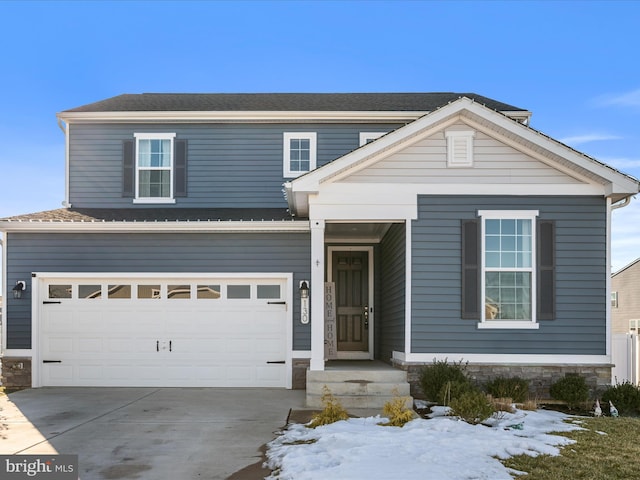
[0,208,299,223]
[613,258,640,277]
[61,92,527,114]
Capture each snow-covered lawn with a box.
[265,405,583,480]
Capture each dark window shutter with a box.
[174,139,187,197]
[537,220,555,320]
[122,140,135,197]
[462,219,480,319]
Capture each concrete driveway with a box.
[0,387,306,479]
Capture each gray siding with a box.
[411,195,607,355]
[6,232,311,350]
[69,123,401,208]
[379,223,406,362]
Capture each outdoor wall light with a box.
[12,281,26,300]
[299,281,310,324]
[299,280,309,299]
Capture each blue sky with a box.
[0,0,639,272]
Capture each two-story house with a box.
[1,93,638,405]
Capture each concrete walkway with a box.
[0,387,306,479]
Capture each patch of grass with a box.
[502,417,640,479]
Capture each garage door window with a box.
[138,285,161,299]
[108,285,131,299]
[257,285,281,299]
[49,285,72,299]
[168,284,191,299]
[228,285,251,299]
[79,285,102,299]
[197,285,221,299]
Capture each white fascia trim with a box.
[61,120,71,207]
[0,220,310,233]
[57,111,430,124]
[399,353,612,365]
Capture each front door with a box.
[332,250,370,355]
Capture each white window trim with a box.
[445,130,475,167]
[478,210,539,330]
[133,132,176,204]
[283,132,317,178]
[359,132,386,146]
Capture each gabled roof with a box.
[287,97,639,215]
[61,92,526,113]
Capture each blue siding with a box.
[379,223,406,362]
[411,195,607,355]
[6,232,311,350]
[68,123,400,208]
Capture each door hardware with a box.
[43,360,62,363]
[169,341,172,352]
[266,360,285,364]
[267,301,286,305]
[156,340,159,352]
[43,301,62,304]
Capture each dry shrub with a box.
[380,391,416,427]
[519,399,538,411]
[307,386,349,428]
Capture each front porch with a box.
[306,360,412,408]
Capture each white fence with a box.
[611,333,639,385]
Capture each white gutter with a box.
[611,196,633,210]
[1,234,5,355]
[57,118,71,208]
[0,220,310,233]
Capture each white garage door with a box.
[38,276,289,387]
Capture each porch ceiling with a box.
[325,222,395,242]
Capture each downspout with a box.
[57,117,71,208]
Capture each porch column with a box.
[310,219,325,371]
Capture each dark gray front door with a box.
[333,251,369,352]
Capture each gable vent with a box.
[445,130,475,167]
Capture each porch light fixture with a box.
[299,281,310,324]
[299,281,309,299]
[12,281,26,300]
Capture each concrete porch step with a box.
[306,366,413,409]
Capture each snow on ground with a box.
[265,408,583,480]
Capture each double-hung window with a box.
[134,133,176,203]
[283,132,317,178]
[478,210,539,329]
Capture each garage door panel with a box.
[40,276,289,387]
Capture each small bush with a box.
[419,359,470,402]
[488,395,516,414]
[601,381,640,416]
[550,374,589,410]
[519,399,538,411]
[307,386,349,428]
[449,390,495,425]
[439,380,475,406]
[485,376,530,403]
[380,392,416,427]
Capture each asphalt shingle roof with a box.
[0,208,301,223]
[62,92,526,113]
